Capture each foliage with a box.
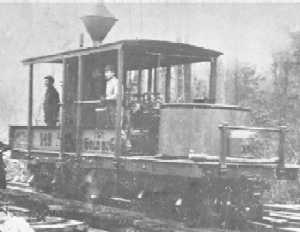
[226,45,300,163]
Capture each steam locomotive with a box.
[8,4,299,229]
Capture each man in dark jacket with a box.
[43,75,60,127]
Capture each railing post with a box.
[219,123,229,171]
[115,45,124,159]
[27,64,34,158]
[59,58,67,159]
[75,55,84,157]
[278,126,286,168]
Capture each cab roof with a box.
[22,39,223,68]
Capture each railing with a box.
[218,124,287,171]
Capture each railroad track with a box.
[2,182,238,232]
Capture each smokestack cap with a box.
[81,4,117,44]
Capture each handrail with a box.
[218,123,287,172]
[220,125,282,133]
[74,100,102,104]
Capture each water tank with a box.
[159,103,250,157]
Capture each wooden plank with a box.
[248,220,273,230]
[30,217,67,225]
[6,205,30,213]
[264,204,300,212]
[27,64,34,157]
[279,228,300,232]
[31,219,87,232]
[266,210,300,217]
[269,212,300,221]
[89,228,109,232]
[262,216,288,224]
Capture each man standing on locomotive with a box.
[104,64,119,127]
[43,75,60,127]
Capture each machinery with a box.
[8,4,299,229]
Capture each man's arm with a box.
[55,89,60,104]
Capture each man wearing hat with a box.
[43,75,60,127]
[104,64,119,127]
[105,64,119,100]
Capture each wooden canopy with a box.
[22,39,223,69]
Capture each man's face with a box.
[45,79,52,87]
[105,69,115,81]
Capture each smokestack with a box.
[81,3,117,46]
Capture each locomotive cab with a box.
[9,40,225,156]
[9,39,297,177]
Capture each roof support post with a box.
[219,123,229,173]
[153,68,158,94]
[183,64,192,102]
[59,59,68,159]
[165,66,171,102]
[147,68,152,92]
[27,64,34,157]
[278,126,286,168]
[113,46,125,197]
[115,46,125,159]
[137,69,142,100]
[76,55,85,157]
[176,65,184,102]
[209,57,217,103]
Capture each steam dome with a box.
[81,4,117,45]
